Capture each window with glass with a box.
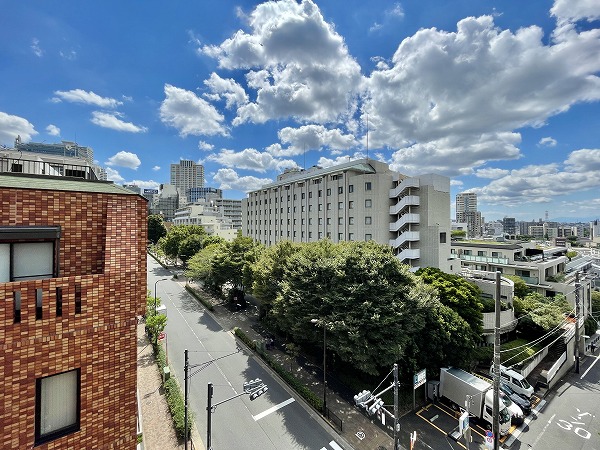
[365,182,372,191]
[349,201,354,209]
[365,217,372,225]
[348,184,354,193]
[365,199,372,208]
[35,369,80,445]
[349,217,354,225]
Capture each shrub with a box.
[185,284,215,311]
[153,342,193,440]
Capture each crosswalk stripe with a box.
[252,397,295,421]
[329,441,343,450]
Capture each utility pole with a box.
[207,382,213,450]
[184,349,189,450]
[492,271,501,450]
[575,272,581,374]
[393,363,399,450]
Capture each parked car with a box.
[490,365,534,399]
[500,391,524,425]
[500,383,532,415]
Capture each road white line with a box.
[530,413,555,450]
[329,441,343,450]
[581,354,600,379]
[503,399,547,447]
[253,397,295,421]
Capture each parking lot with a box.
[411,393,543,449]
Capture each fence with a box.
[325,407,343,432]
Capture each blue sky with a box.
[1,0,599,222]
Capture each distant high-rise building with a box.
[456,192,482,237]
[503,217,516,235]
[187,187,222,203]
[14,135,94,164]
[170,160,204,195]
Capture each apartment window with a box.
[348,185,354,193]
[327,188,331,196]
[294,231,297,237]
[318,232,323,239]
[338,187,343,194]
[308,205,313,211]
[0,226,61,282]
[309,218,313,225]
[440,232,447,244]
[318,190,322,197]
[327,232,331,239]
[349,201,354,209]
[338,217,344,225]
[492,252,500,257]
[302,193,306,200]
[365,217,372,225]
[318,218,323,225]
[309,232,313,238]
[293,219,297,225]
[327,218,332,225]
[348,233,354,240]
[365,234,372,241]
[477,251,486,256]
[318,204,323,211]
[302,218,306,225]
[365,182,372,191]
[309,192,313,198]
[35,369,81,445]
[338,202,344,209]
[327,203,332,210]
[349,217,355,225]
[338,233,343,240]
[302,231,305,238]
[301,206,305,212]
[365,199,372,208]
[294,194,297,200]
[287,207,291,213]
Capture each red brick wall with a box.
[0,186,147,449]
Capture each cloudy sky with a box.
[1,0,599,221]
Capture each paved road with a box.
[509,352,600,450]
[148,256,349,450]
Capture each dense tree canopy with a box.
[416,267,484,341]
[148,214,167,244]
[159,225,206,262]
[513,293,572,339]
[504,274,529,299]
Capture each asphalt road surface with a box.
[148,256,349,450]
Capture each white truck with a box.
[428,367,511,435]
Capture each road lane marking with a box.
[253,397,295,421]
[329,441,343,450]
[581,354,600,379]
[529,413,555,449]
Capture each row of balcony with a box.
[389,177,420,198]
[389,213,420,232]
[389,196,420,215]
[389,231,420,249]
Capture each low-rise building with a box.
[0,172,147,449]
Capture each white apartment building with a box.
[451,240,593,314]
[242,159,451,271]
[173,202,237,241]
[456,192,483,238]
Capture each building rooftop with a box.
[0,173,141,196]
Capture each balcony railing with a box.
[459,254,509,264]
[0,157,99,180]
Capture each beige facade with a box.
[242,159,451,271]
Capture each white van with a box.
[490,365,534,399]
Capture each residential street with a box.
[148,255,350,450]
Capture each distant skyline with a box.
[1,0,599,222]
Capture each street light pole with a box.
[311,318,327,414]
[154,278,168,314]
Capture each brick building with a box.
[0,173,147,449]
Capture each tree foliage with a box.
[148,214,167,244]
[416,267,483,341]
[504,274,529,299]
[159,225,206,262]
[178,234,205,265]
[513,293,571,339]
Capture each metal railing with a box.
[0,156,99,180]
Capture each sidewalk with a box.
[185,280,396,450]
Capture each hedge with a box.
[233,327,323,411]
[185,284,215,311]
[153,342,194,440]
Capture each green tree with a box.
[252,240,302,309]
[186,242,226,293]
[211,233,263,293]
[178,234,204,265]
[592,290,600,312]
[160,225,206,263]
[514,293,571,339]
[416,267,484,340]
[451,230,466,238]
[148,214,167,244]
[505,274,529,299]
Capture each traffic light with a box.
[354,390,372,406]
[243,378,262,393]
[368,398,384,415]
[249,383,268,400]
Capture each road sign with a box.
[158,332,166,341]
[485,430,494,450]
[459,411,469,436]
[413,369,426,389]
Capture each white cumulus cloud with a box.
[105,167,124,183]
[159,84,227,137]
[53,89,123,108]
[0,112,38,145]
[198,141,215,151]
[105,151,141,169]
[539,137,557,147]
[267,124,359,157]
[212,168,272,191]
[46,124,60,136]
[207,148,298,173]
[91,112,147,133]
